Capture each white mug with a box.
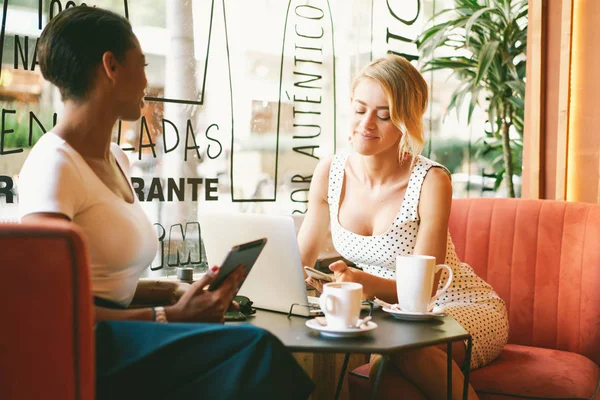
[319,282,362,330]
[396,255,453,313]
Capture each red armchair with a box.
[0,222,95,400]
[349,198,600,399]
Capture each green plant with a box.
[425,137,469,174]
[418,0,527,197]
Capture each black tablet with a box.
[208,238,267,291]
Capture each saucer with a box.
[382,307,446,321]
[305,319,378,338]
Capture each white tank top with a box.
[328,152,501,306]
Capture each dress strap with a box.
[400,156,451,221]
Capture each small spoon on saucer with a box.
[373,298,401,310]
[355,316,372,328]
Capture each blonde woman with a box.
[298,54,508,399]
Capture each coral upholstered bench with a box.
[0,222,94,400]
[348,198,600,400]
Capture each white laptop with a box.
[198,212,321,317]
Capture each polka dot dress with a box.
[328,153,509,369]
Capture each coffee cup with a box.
[396,255,453,313]
[319,282,362,329]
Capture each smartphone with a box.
[208,238,267,291]
[304,266,334,282]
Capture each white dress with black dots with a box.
[328,153,509,369]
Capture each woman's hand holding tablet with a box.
[208,238,268,291]
[166,238,267,323]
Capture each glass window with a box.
[0,0,524,275]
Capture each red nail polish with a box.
[211,266,219,272]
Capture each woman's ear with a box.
[101,51,118,84]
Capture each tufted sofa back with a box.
[448,198,600,365]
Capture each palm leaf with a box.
[491,0,511,21]
[465,7,496,47]
[421,56,478,73]
[494,171,505,191]
[456,0,481,8]
[418,23,447,46]
[475,41,499,85]
[487,94,501,134]
[467,86,481,123]
[447,82,471,117]
[506,79,525,95]
[507,96,524,111]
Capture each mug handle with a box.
[319,293,337,314]
[428,264,453,310]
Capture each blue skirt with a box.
[95,321,314,400]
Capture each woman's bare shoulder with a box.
[423,166,452,190]
[420,166,453,216]
[309,155,335,199]
[312,155,335,182]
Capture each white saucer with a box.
[382,307,446,321]
[305,319,378,338]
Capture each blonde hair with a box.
[351,54,428,161]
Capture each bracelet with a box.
[153,306,168,323]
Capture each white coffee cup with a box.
[396,255,453,313]
[319,282,362,330]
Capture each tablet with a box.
[208,238,267,291]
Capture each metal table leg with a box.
[370,355,388,400]
[334,353,351,400]
[463,337,473,400]
[447,341,453,400]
